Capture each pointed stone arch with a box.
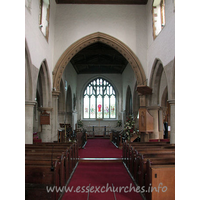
[125,86,133,117]
[25,40,33,101]
[53,32,146,92]
[149,58,165,105]
[36,59,51,108]
[66,85,72,125]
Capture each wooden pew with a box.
[137,156,175,188]
[122,141,175,200]
[122,142,175,179]
[25,144,76,180]
[25,160,60,200]
[25,142,78,169]
[123,141,172,165]
[26,153,66,187]
[126,144,174,172]
[76,130,86,148]
[25,142,78,200]
[132,150,175,181]
[112,130,121,147]
[145,160,175,200]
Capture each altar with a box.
[86,125,111,137]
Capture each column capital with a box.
[147,105,161,110]
[38,107,53,112]
[167,99,175,105]
[25,100,37,106]
[52,91,60,97]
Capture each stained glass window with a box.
[83,78,116,119]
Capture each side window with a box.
[39,0,50,41]
[152,0,166,39]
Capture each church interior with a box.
[24,0,178,199]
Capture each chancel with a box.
[25,0,175,199]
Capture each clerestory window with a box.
[83,78,116,119]
[39,0,50,41]
[152,0,166,39]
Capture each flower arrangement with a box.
[124,115,138,141]
[116,120,122,127]
[77,120,83,128]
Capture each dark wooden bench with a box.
[25,160,60,200]
[25,144,76,180]
[126,144,174,171]
[25,142,78,200]
[26,142,78,168]
[123,142,173,165]
[26,153,66,187]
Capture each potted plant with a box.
[77,119,83,129]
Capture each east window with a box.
[83,78,116,119]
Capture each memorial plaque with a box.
[40,110,50,125]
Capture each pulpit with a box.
[139,108,154,142]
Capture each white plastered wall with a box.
[146,0,175,83]
[53,4,148,76]
[25,0,57,90]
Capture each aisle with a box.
[79,139,122,158]
[61,162,143,200]
[61,139,143,200]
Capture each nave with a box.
[25,136,175,200]
[61,139,143,200]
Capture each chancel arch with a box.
[53,32,147,93]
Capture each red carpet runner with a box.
[79,139,122,158]
[62,139,143,200]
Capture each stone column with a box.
[39,107,53,142]
[168,99,175,144]
[121,110,126,129]
[52,91,60,142]
[25,101,36,144]
[148,106,160,139]
[72,111,77,131]
[158,108,164,139]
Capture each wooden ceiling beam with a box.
[55,0,148,5]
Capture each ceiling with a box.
[55,0,148,5]
[70,42,128,74]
